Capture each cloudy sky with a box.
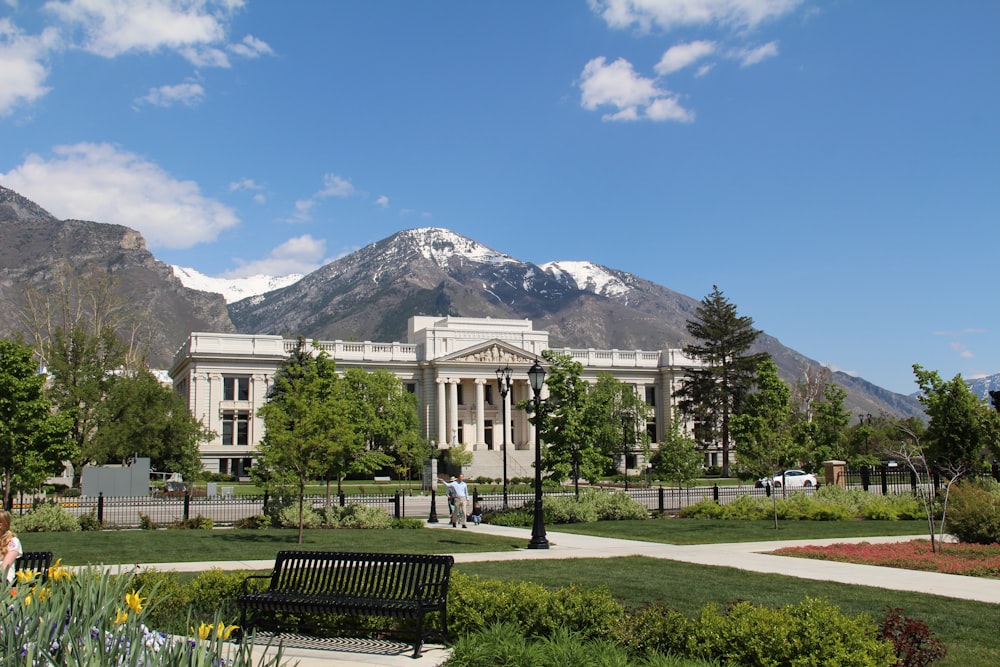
[1,0,997,396]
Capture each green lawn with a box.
[455,557,998,667]
[549,518,927,544]
[23,527,523,566]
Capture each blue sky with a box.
[1,0,997,396]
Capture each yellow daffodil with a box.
[48,559,71,581]
[114,608,129,625]
[15,569,38,584]
[125,590,145,614]
[196,621,213,640]
[216,622,239,640]
[23,592,32,606]
[35,586,48,602]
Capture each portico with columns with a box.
[170,315,701,477]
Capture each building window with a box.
[222,410,249,446]
[485,385,494,405]
[645,386,656,406]
[456,384,464,405]
[405,382,416,394]
[224,376,249,401]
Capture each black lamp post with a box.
[495,364,512,510]
[526,359,549,549]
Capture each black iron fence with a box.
[14,464,1000,529]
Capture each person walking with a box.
[0,509,23,584]
[442,474,470,528]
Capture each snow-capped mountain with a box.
[172,266,303,304]
[541,260,630,298]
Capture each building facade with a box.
[169,316,706,478]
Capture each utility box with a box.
[823,460,847,487]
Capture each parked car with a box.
[756,469,817,489]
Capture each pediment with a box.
[439,340,538,365]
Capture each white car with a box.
[765,469,817,489]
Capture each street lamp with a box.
[526,359,549,549]
[495,364,512,510]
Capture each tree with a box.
[730,358,796,527]
[650,419,702,506]
[587,372,650,485]
[677,285,768,477]
[0,339,73,506]
[531,351,603,489]
[43,323,129,486]
[913,365,1000,473]
[255,342,353,543]
[338,368,420,484]
[88,369,211,480]
[792,382,851,471]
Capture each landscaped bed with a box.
[771,539,1000,578]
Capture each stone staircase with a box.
[468,449,535,481]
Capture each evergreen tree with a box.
[677,285,768,477]
[0,339,73,506]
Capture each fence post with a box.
[910,470,918,493]
[338,491,346,507]
[713,484,719,502]
[97,492,104,524]
[657,486,664,514]
[860,466,870,492]
[262,491,269,514]
[183,492,190,522]
[427,489,439,523]
[393,491,401,519]
[933,470,940,493]
[993,461,1000,482]
[880,466,888,496]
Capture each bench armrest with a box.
[415,579,449,601]
[240,572,273,595]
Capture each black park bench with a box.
[14,551,53,582]
[236,551,454,658]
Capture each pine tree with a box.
[677,285,768,477]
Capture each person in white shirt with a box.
[0,510,23,584]
[442,474,470,528]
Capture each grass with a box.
[546,518,926,544]
[22,527,523,566]
[455,556,998,667]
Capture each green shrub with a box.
[720,495,770,520]
[545,495,600,523]
[337,503,393,529]
[274,503,321,529]
[945,481,1000,545]
[614,602,691,656]
[447,572,625,639]
[171,514,214,530]
[12,501,82,532]
[233,514,270,529]
[678,498,726,519]
[686,597,897,666]
[139,513,157,530]
[391,517,424,529]
[78,511,102,531]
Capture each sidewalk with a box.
[129,522,1000,666]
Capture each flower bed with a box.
[771,540,1000,578]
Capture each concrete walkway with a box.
[127,522,1000,666]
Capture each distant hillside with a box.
[0,186,234,368]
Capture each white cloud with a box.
[734,40,778,66]
[43,0,234,59]
[222,233,327,278]
[229,177,266,203]
[0,142,239,248]
[319,173,356,198]
[134,81,204,107]
[0,19,59,115]
[375,195,389,208]
[655,40,716,75]
[229,34,271,59]
[579,56,693,122]
[591,0,802,32]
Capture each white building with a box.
[169,316,705,479]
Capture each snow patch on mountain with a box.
[172,266,303,303]
[541,260,629,298]
[401,227,518,268]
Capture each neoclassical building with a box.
[169,316,704,479]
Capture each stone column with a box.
[448,379,459,446]
[475,379,486,449]
[436,378,447,448]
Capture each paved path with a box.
[123,523,1000,666]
